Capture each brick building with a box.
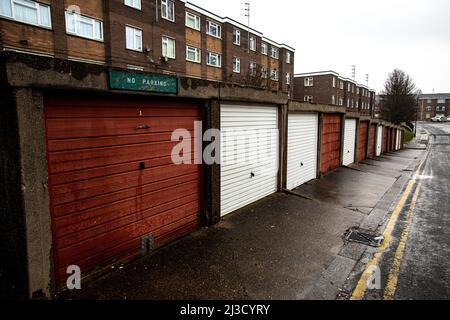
[417,93,450,120]
[0,0,295,95]
[293,71,376,115]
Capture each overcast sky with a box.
[190,0,450,93]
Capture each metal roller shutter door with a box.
[343,119,357,166]
[286,113,318,190]
[45,97,202,283]
[376,126,383,156]
[221,104,279,217]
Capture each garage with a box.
[376,126,383,156]
[45,97,202,283]
[320,114,342,174]
[286,113,318,190]
[343,119,357,166]
[220,104,279,216]
[357,121,369,162]
[368,124,377,158]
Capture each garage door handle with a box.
[250,172,255,178]
[300,163,304,167]
[136,124,151,130]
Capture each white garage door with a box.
[286,113,318,190]
[221,104,279,216]
[343,119,357,166]
[376,126,383,156]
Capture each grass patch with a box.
[404,129,415,144]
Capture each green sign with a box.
[109,69,178,94]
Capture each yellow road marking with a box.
[350,152,429,300]
[383,182,422,300]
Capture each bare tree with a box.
[380,69,420,124]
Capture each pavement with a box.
[345,122,450,300]
[62,137,426,300]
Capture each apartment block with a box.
[293,71,376,115]
[0,0,294,94]
[417,93,450,120]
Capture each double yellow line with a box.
[350,152,428,300]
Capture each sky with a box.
[189,0,450,93]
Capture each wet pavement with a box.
[62,139,425,300]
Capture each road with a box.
[355,122,450,300]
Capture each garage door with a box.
[45,97,202,283]
[357,121,369,162]
[396,129,401,150]
[376,126,383,156]
[368,124,377,158]
[221,104,279,216]
[343,119,357,166]
[320,114,342,174]
[286,113,318,190]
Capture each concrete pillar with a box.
[14,88,53,298]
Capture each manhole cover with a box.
[344,228,384,247]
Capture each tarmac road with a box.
[357,122,450,300]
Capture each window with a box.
[332,95,336,105]
[125,26,142,51]
[270,69,279,81]
[348,83,351,92]
[304,96,313,103]
[186,45,201,63]
[357,87,360,94]
[125,0,141,10]
[352,99,354,108]
[271,47,279,59]
[347,98,350,108]
[286,73,291,85]
[249,36,256,51]
[161,0,174,22]
[232,57,240,73]
[127,65,144,71]
[233,29,240,45]
[207,52,221,67]
[207,20,221,38]
[332,77,336,88]
[162,36,176,59]
[66,11,103,41]
[261,67,268,78]
[438,99,445,103]
[304,77,313,87]
[261,42,268,55]
[356,101,359,109]
[286,51,291,64]
[426,106,432,111]
[339,81,344,89]
[250,62,257,76]
[185,11,200,30]
[339,98,344,106]
[1,0,51,28]
[352,85,355,93]
[427,99,432,104]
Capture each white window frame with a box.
[348,83,351,92]
[186,45,201,63]
[270,69,279,81]
[261,42,268,55]
[162,36,176,59]
[332,95,336,105]
[286,72,291,85]
[332,77,336,88]
[185,11,200,31]
[206,20,221,38]
[1,0,52,28]
[340,81,344,89]
[271,47,279,59]
[124,0,141,10]
[232,57,240,73]
[304,77,314,87]
[161,0,175,22]
[339,98,344,106]
[304,96,313,103]
[261,67,268,78]
[207,52,221,68]
[66,11,103,41]
[249,35,256,51]
[250,61,257,76]
[233,28,241,45]
[125,25,143,51]
[286,52,291,64]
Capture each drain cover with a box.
[344,228,384,247]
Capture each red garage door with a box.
[382,128,388,154]
[357,121,369,162]
[45,97,202,284]
[368,124,376,158]
[321,114,342,174]
[391,129,397,152]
